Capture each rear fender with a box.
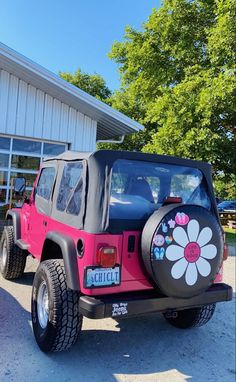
[42,231,80,291]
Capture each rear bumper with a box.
[79,283,233,319]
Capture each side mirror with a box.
[14,177,26,195]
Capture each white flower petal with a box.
[187,219,199,242]
[171,258,188,279]
[185,263,198,286]
[200,244,217,259]
[196,257,211,277]
[166,245,184,261]
[197,227,212,247]
[173,227,189,247]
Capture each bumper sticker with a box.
[153,234,165,246]
[112,302,128,317]
[153,247,165,260]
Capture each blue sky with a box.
[0,0,161,90]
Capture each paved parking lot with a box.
[0,255,235,382]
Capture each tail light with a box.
[163,196,182,206]
[223,232,229,261]
[223,243,229,261]
[97,246,117,268]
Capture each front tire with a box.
[163,304,216,329]
[31,259,82,352]
[0,226,26,279]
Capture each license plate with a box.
[85,266,120,288]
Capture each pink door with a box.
[27,166,56,258]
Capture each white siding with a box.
[6,74,18,134]
[16,80,27,134]
[0,69,97,151]
[59,103,69,142]
[25,84,36,137]
[33,89,44,137]
[0,71,9,133]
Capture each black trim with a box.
[45,231,80,291]
[6,210,21,243]
[16,239,29,250]
[79,283,232,319]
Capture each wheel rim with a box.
[37,281,49,329]
[0,239,7,268]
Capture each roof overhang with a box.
[0,42,143,140]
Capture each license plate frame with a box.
[84,266,120,288]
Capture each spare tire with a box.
[141,204,223,298]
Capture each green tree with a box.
[108,0,236,198]
[59,68,111,101]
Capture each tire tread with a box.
[32,259,82,352]
[0,226,26,279]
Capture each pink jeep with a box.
[0,150,232,352]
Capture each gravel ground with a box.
[0,255,235,382]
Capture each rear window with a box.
[109,159,211,222]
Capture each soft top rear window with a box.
[109,159,211,225]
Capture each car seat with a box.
[128,178,154,203]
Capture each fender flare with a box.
[45,231,80,291]
[6,209,21,243]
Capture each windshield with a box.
[109,159,211,225]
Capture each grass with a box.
[222,226,236,247]
[223,227,236,235]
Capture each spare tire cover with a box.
[141,204,223,298]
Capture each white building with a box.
[0,43,143,205]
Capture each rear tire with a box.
[0,226,26,279]
[163,303,216,329]
[31,259,82,352]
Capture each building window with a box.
[43,143,66,156]
[0,171,8,186]
[11,155,40,171]
[0,137,10,151]
[0,189,7,203]
[12,138,41,154]
[10,172,37,188]
[0,153,9,168]
[0,135,67,205]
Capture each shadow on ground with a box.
[0,286,235,382]
[0,254,235,382]
[10,271,35,286]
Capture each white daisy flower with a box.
[166,219,217,286]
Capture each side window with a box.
[37,167,55,200]
[57,162,83,213]
[67,180,83,215]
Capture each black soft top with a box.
[44,149,211,172]
[43,150,216,233]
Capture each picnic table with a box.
[219,211,236,228]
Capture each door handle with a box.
[43,220,47,227]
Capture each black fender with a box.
[44,231,80,291]
[6,210,21,243]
